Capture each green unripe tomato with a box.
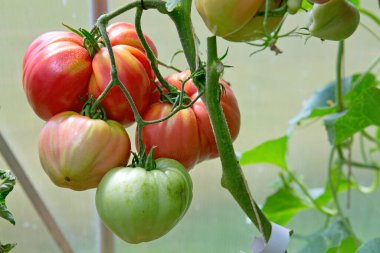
[307,0,360,41]
[95,158,193,244]
[222,0,283,42]
[195,0,265,37]
[223,15,282,42]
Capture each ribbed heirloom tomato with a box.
[88,22,158,126]
[23,32,92,120]
[96,158,193,243]
[38,111,131,190]
[139,70,241,169]
[23,22,157,126]
[195,0,284,42]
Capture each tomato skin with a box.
[140,103,202,169]
[140,70,241,169]
[38,111,131,191]
[222,0,283,42]
[96,158,193,244]
[22,32,92,120]
[307,0,360,41]
[88,45,152,126]
[107,22,157,91]
[192,82,240,159]
[166,71,240,159]
[107,22,158,58]
[195,0,265,37]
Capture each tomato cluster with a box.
[140,70,240,169]
[23,21,240,243]
[23,22,156,126]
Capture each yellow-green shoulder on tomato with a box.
[195,0,264,37]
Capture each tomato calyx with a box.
[80,98,107,120]
[129,147,157,171]
[63,24,104,57]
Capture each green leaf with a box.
[240,136,288,170]
[327,236,358,253]
[344,73,378,107]
[0,242,16,253]
[262,187,311,225]
[290,73,377,127]
[165,0,181,12]
[299,234,329,253]
[289,78,350,126]
[298,220,354,253]
[325,87,380,145]
[357,238,380,253]
[0,170,16,225]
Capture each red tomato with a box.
[88,45,152,126]
[140,70,241,169]
[166,71,241,159]
[107,22,158,57]
[140,103,203,169]
[22,32,92,120]
[108,22,157,92]
[38,111,131,190]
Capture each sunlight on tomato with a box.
[38,112,131,190]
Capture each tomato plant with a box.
[89,45,153,126]
[38,111,131,190]
[139,70,240,169]
[95,158,192,244]
[15,0,378,252]
[22,31,92,120]
[23,22,157,126]
[165,70,241,159]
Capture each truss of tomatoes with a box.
[22,22,240,243]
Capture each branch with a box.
[204,36,272,242]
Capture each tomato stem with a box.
[166,0,199,73]
[135,6,179,103]
[204,36,272,242]
[336,40,345,112]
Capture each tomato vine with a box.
[18,0,380,252]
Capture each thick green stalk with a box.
[205,36,272,241]
[167,0,199,72]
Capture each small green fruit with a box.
[307,0,360,41]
